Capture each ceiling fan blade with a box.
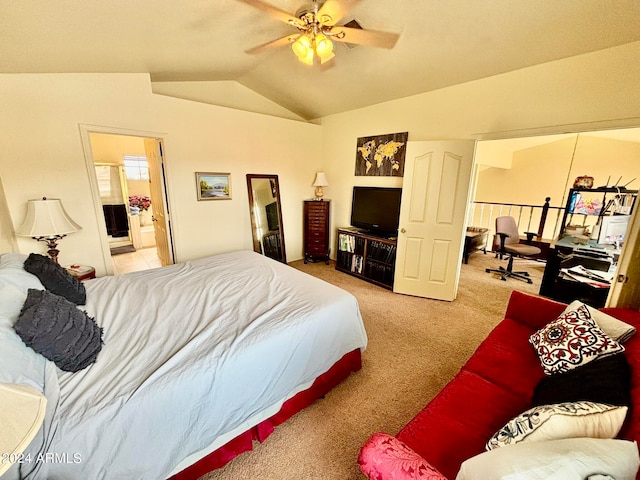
[236,0,300,25]
[317,0,362,25]
[246,34,299,54]
[331,26,399,49]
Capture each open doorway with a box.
[80,126,175,275]
[465,127,640,305]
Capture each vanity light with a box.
[313,172,329,200]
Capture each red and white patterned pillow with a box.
[529,304,624,376]
[358,432,447,480]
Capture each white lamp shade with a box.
[16,198,82,238]
[0,383,47,476]
[313,172,329,187]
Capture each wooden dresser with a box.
[303,199,330,264]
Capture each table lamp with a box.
[313,172,329,200]
[15,197,82,264]
[0,383,47,476]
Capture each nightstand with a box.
[66,265,96,281]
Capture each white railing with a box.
[467,197,564,251]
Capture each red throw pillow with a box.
[359,432,447,480]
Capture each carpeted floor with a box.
[198,252,545,480]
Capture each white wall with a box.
[476,136,640,206]
[318,42,640,254]
[0,178,17,254]
[0,74,321,275]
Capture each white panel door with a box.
[144,138,174,266]
[393,140,476,301]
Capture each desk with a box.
[463,227,488,263]
[539,237,618,308]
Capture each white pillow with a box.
[0,253,44,294]
[487,402,627,450]
[0,282,27,328]
[563,300,636,343]
[0,255,48,393]
[457,438,639,480]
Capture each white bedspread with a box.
[30,251,367,480]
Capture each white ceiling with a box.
[2,0,640,121]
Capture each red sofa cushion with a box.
[397,369,530,480]
[462,318,545,398]
[503,290,566,330]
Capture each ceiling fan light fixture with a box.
[299,49,315,65]
[241,0,401,65]
[292,33,312,58]
[291,30,335,65]
[314,32,334,56]
[292,35,315,64]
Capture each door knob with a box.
[400,228,406,233]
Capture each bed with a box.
[0,250,367,480]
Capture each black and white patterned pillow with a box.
[529,304,624,375]
[486,401,627,450]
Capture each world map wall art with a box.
[354,132,408,177]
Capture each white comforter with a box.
[29,251,367,480]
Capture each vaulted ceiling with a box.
[2,0,640,121]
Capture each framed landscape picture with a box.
[196,172,231,201]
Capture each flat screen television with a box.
[350,186,402,236]
[265,201,279,231]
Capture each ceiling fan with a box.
[238,0,400,65]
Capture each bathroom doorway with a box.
[80,126,175,275]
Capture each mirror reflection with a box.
[246,174,286,263]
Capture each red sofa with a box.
[359,291,640,479]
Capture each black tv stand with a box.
[356,229,397,240]
[336,228,397,290]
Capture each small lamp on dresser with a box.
[313,172,329,200]
[15,197,82,264]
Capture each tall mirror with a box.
[246,174,286,263]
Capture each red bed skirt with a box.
[169,348,363,480]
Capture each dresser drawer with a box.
[307,244,328,253]
[304,200,330,262]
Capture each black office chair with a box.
[486,216,541,283]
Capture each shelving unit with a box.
[559,186,637,237]
[539,186,637,308]
[336,228,397,289]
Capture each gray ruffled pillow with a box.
[14,289,103,372]
[24,253,86,305]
